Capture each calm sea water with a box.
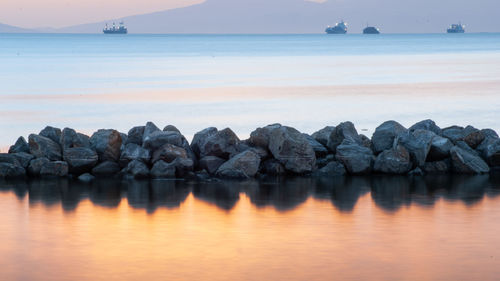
[1,175,500,280]
[1,33,500,149]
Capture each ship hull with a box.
[325,28,347,34]
[447,29,464,33]
[103,30,127,34]
[363,27,380,34]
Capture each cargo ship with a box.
[325,20,347,34]
[103,22,128,34]
[363,26,380,34]
[447,23,465,33]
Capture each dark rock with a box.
[456,141,480,157]
[396,129,435,167]
[199,156,226,174]
[28,134,62,161]
[89,129,122,162]
[303,134,328,157]
[248,146,269,160]
[142,121,161,143]
[327,121,361,153]
[119,143,151,166]
[152,144,188,164]
[462,126,485,149]
[198,128,240,159]
[311,126,335,146]
[120,133,128,147]
[409,119,442,136]
[0,163,25,178]
[336,140,374,174]
[371,120,407,154]
[427,135,453,161]
[11,152,35,168]
[150,160,176,178]
[424,159,451,174]
[268,126,316,174]
[8,136,29,154]
[191,127,218,157]
[60,128,90,151]
[260,159,286,175]
[78,173,95,183]
[249,123,282,148]
[0,153,22,167]
[359,134,372,149]
[27,157,49,176]
[450,146,489,174]
[316,154,336,168]
[63,147,98,174]
[481,129,498,139]
[314,161,346,177]
[163,125,180,133]
[477,138,500,166]
[216,150,261,179]
[39,126,62,144]
[195,170,211,181]
[40,161,69,177]
[408,167,424,176]
[373,145,412,174]
[143,130,183,150]
[126,126,145,145]
[442,126,465,143]
[126,160,150,178]
[92,161,121,175]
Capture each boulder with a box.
[150,160,176,178]
[424,159,451,174]
[28,134,62,161]
[60,128,90,151]
[314,161,346,177]
[462,126,485,149]
[427,135,453,161]
[11,152,35,168]
[456,141,480,157]
[198,128,240,159]
[119,133,128,148]
[327,122,361,153]
[396,129,435,167]
[303,134,328,157]
[409,119,442,136]
[442,126,465,143]
[371,120,407,154]
[89,129,122,162]
[316,154,336,168]
[126,160,150,178]
[91,161,121,175]
[163,125,180,133]
[119,143,151,166]
[39,126,62,144]
[27,157,50,176]
[481,129,498,139]
[143,130,196,163]
[477,138,500,167]
[450,146,489,174]
[0,153,22,167]
[249,123,282,148]
[260,159,286,175]
[172,158,195,177]
[126,126,145,145]
[373,145,412,174]
[0,163,25,178]
[151,144,188,164]
[78,173,95,183]
[8,136,30,154]
[142,121,161,143]
[359,134,372,149]
[311,126,335,147]
[191,127,218,157]
[199,156,226,175]
[216,150,261,178]
[63,147,98,174]
[40,161,69,177]
[268,126,316,174]
[336,140,374,174]
[408,167,424,176]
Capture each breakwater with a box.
[1,120,499,181]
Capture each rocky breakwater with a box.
[1,120,499,181]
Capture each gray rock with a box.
[28,134,62,161]
[373,145,412,174]
[191,127,218,157]
[126,126,145,145]
[126,160,150,178]
[456,141,480,157]
[27,157,50,176]
[261,159,286,175]
[142,130,182,150]
[424,159,451,174]
[63,147,98,174]
[40,161,69,177]
[303,134,328,157]
[119,143,151,166]
[327,121,361,153]
[199,128,240,159]
[151,144,188,164]
[371,120,407,154]
[249,123,282,148]
[11,152,35,168]
[268,126,316,174]
[442,126,465,143]
[359,134,372,149]
[89,129,122,162]
[481,129,498,139]
[408,167,424,176]
[477,138,500,166]
[0,163,25,178]
[39,126,62,144]
[199,156,226,175]
[150,160,176,178]
[316,154,336,168]
[462,126,485,149]
[60,128,90,151]
[163,125,180,133]
[216,150,261,178]
[311,126,335,147]
[142,121,161,143]
[450,146,489,174]
[172,158,195,177]
[8,136,30,154]
[409,119,442,136]
[314,161,346,177]
[0,153,22,167]
[78,173,95,183]
[248,146,269,160]
[91,161,121,175]
[120,133,128,147]
[396,129,435,167]
[336,140,374,174]
[427,135,453,161]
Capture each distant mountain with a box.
[52,0,500,34]
[0,23,35,33]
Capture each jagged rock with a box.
[191,127,218,157]
[198,128,240,159]
[63,147,98,174]
[199,156,226,174]
[427,135,453,161]
[481,129,498,139]
[142,122,161,143]
[0,163,25,178]
[163,125,180,133]
[249,123,282,148]
[456,141,479,157]
[143,130,196,164]
[11,152,35,168]
[268,126,316,174]
[359,134,372,149]
[39,126,62,144]
[303,134,328,157]
[40,161,69,177]
[462,126,485,149]
[0,153,22,167]
[89,129,122,162]
[28,134,62,161]
[316,154,336,168]
[126,160,150,178]
[150,160,176,178]
[248,146,269,160]
[408,167,424,176]
[450,146,489,174]
[373,145,412,174]
[314,161,346,177]
[172,158,195,177]
[327,122,361,153]
[91,161,120,175]
[126,126,145,145]
[216,150,260,178]
[442,126,465,143]
[477,138,500,166]
[409,119,442,136]
[424,159,451,174]
[195,170,211,181]
[120,133,128,147]
[371,120,407,154]
[336,140,374,174]
[8,136,29,154]
[152,144,188,164]
[311,126,335,147]
[27,157,49,176]
[119,143,151,166]
[260,159,286,175]
[60,128,90,151]
[78,173,95,183]
[396,129,435,167]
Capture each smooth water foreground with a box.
[1,175,500,280]
[1,33,500,149]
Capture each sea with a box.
[1,33,500,280]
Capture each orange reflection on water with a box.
[1,190,500,281]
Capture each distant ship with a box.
[447,23,465,33]
[325,21,347,34]
[363,26,380,34]
[103,22,128,34]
